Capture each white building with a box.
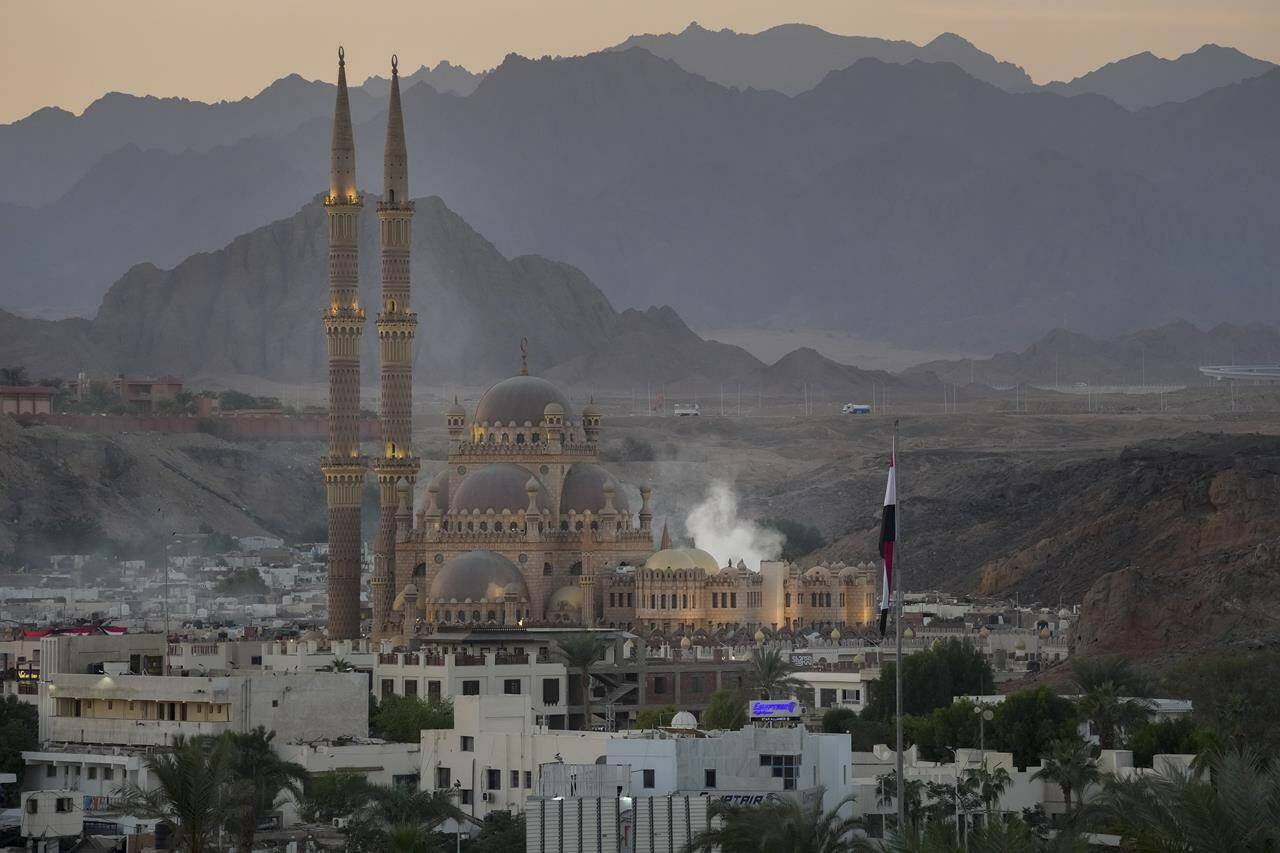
[795,668,870,716]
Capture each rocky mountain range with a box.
[911,320,1280,388]
[1044,44,1275,109]
[611,23,1036,94]
[2,35,1278,351]
[0,191,965,398]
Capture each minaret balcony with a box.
[325,193,365,208]
[377,200,416,213]
[376,309,418,326]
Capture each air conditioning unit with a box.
[482,792,491,802]
[332,817,351,829]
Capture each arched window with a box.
[442,611,451,623]
[487,610,497,622]
[488,433,496,444]
[466,521,475,532]
[457,610,466,622]
[515,433,525,445]
[472,611,481,622]
[389,189,396,204]
[560,521,569,531]
[575,521,584,531]
[570,562,582,576]
[494,522,503,532]
[532,433,541,443]
[590,521,599,531]
[412,563,426,577]
[660,594,667,609]
[479,522,488,532]
[682,594,688,609]
[543,562,553,576]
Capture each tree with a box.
[222,726,308,852]
[467,811,526,853]
[0,695,38,777]
[1162,650,1280,756]
[1031,739,1099,814]
[1070,657,1151,750]
[214,568,268,596]
[1124,717,1217,768]
[116,735,231,853]
[864,641,993,722]
[301,770,375,823]
[0,366,31,386]
[965,761,1013,815]
[685,787,866,853]
[907,700,982,762]
[746,646,805,699]
[320,656,357,673]
[876,770,926,828]
[827,709,895,752]
[372,695,454,743]
[635,705,677,729]
[990,688,1077,768]
[555,633,608,730]
[1089,748,1280,853]
[701,688,748,730]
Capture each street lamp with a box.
[973,705,994,753]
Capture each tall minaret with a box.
[322,46,366,640]
[371,55,419,637]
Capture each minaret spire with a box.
[329,46,357,204]
[659,521,672,551]
[371,53,419,639]
[322,46,366,640]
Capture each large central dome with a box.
[429,550,527,602]
[474,375,571,426]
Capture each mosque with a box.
[319,50,879,643]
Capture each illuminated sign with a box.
[749,699,801,719]
[17,669,39,680]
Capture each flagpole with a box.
[894,420,904,833]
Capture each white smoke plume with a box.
[684,481,784,571]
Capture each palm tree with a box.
[1070,657,1151,750]
[746,646,805,700]
[115,735,230,853]
[372,786,467,832]
[320,656,356,672]
[876,770,927,828]
[685,788,869,853]
[555,633,608,730]
[966,761,1014,815]
[1088,747,1280,853]
[1032,739,1100,814]
[222,726,308,852]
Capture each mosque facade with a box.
[320,50,879,644]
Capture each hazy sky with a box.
[3,0,1277,123]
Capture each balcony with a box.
[453,654,486,666]
[494,653,529,666]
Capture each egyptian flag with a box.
[878,441,897,636]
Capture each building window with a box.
[462,680,480,696]
[525,771,532,788]
[609,593,616,607]
[653,676,667,694]
[544,562,554,575]
[627,593,634,607]
[511,770,520,789]
[56,798,73,813]
[88,767,97,780]
[486,769,501,790]
[103,768,113,781]
[429,681,441,700]
[543,679,560,704]
[761,754,801,790]
[381,679,395,699]
[504,679,521,695]
[642,769,655,789]
[785,593,791,607]
[461,736,474,752]
[25,799,37,815]
[437,768,451,789]
[820,689,836,708]
[660,594,667,609]
[690,676,702,693]
[46,765,57,779]
[461,790,473,805]
[704,769,716,789]
[730,593,737,608]
[403,679,419,697]
[682,594,688,608]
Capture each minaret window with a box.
[389,189,395,204]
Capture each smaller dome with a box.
[474,375,571,426]
[429,550,527,602]
[903,627,915,639]
[804,566,830,581]
[671,711,697,728]
[1014,638,1027,651]
[839,566,862,581]
[582,399,600,417]
[452,463,547,514]
[680,636,691,650]
[548,586,584,610]
[644,547,720,574]
[753,629,766,643]
[561,463,630,514]
[1039,627,1051,639]
[830,628,841,641]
